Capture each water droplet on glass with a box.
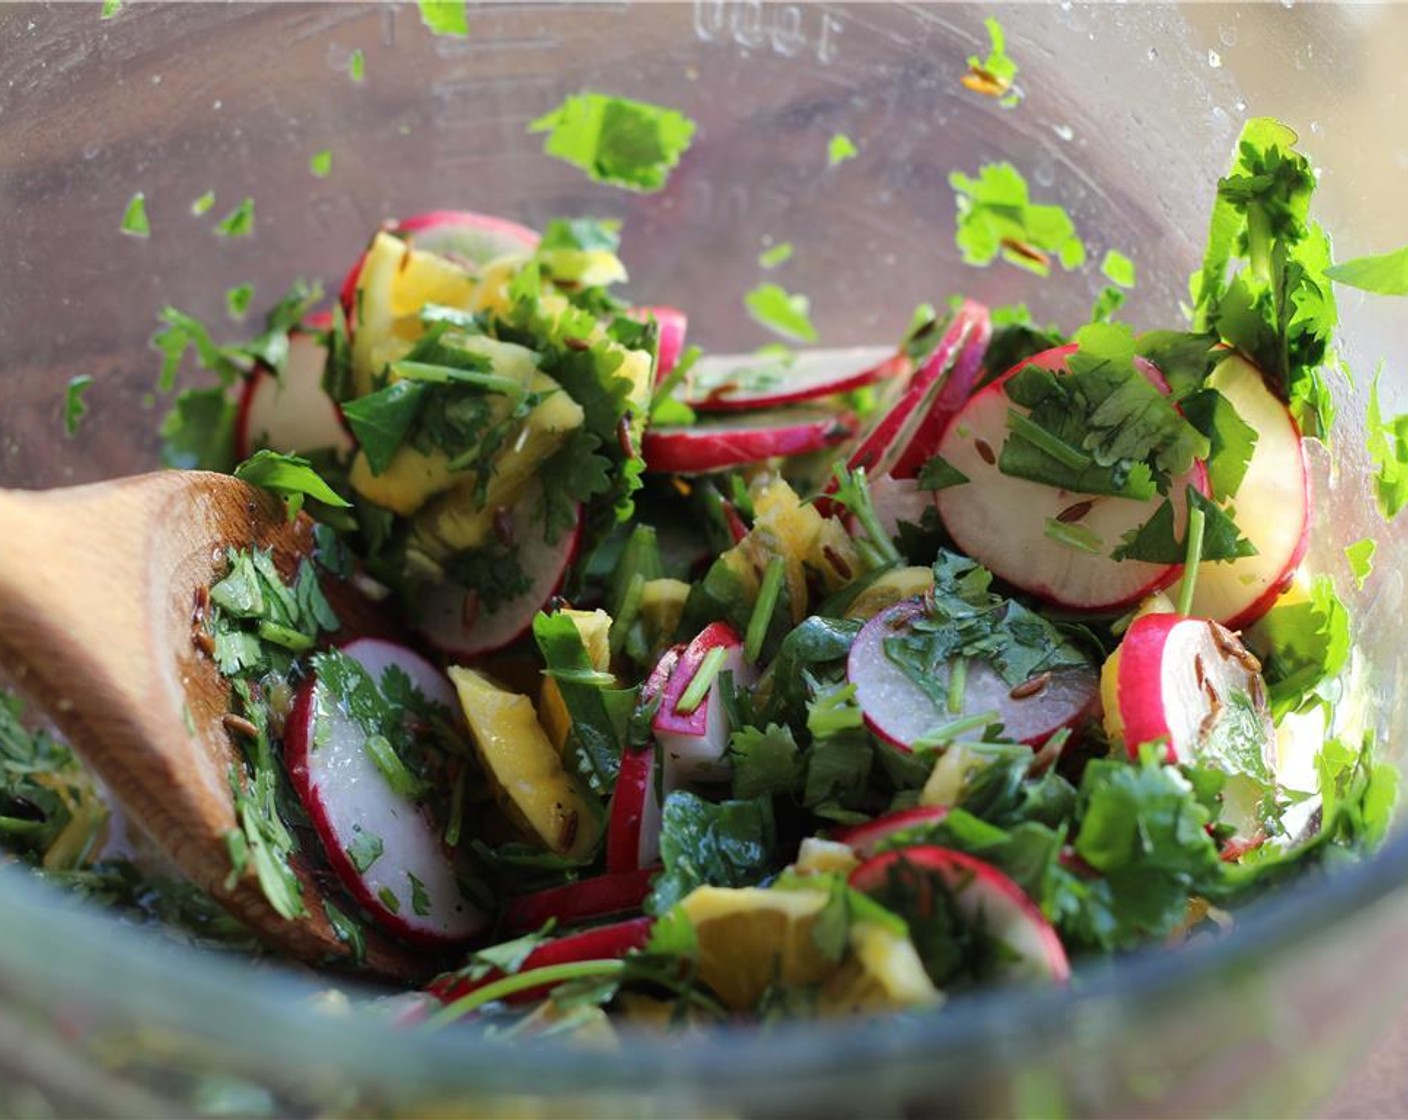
[1234,99,1247,112]
[1310,120,1323,134]
[83,142,101,160]
[1034,161,1056,188]
[1207,49,1222,69]
[150,73,163,85]
[1053,123,1075,142]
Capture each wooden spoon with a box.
[0,470,436,982]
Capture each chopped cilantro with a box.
[233,450,351,520]
[916,454,969,492]
[758,242,794,269]
[950,162,1085,276]
[323,900,366,964]
[378,886,401,915]
[159,386,237,471]
[827,133,858,167]
[120,192,150,238]
[225,283,253,320]
[63,375,94,438]
[744,282,818,343]
[100,0,123,18]
[191,190,216,216]
[644,791,778,916]
[529,92,696,192]
[349,49,365,82]
[1253,575,1350,717]
[416,0,468,38]
[1366,365,1408,519]
[962,16,1020,107]
[1346,538,1376,589]
[1179,386,1258,501]
[1101,250,1136,288]
[727,723,801,800]
[345,830,384,874]
[1325,245,1408,296]
[409,871,433,916]
[309,149,333,178]
[340,379,427,475]
[1110,486,1255,564]
[215,197,255,238]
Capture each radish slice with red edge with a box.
[850,846,1069,984]
[234,314,353,462]
[607,644,682,873]
[652,623,754,785]
[642,408,856,475]
[682,346,905,412]
[836,805,951,859]
[933,345,1208,612]
[500,868,657,935]
[865,475,937,542]
[1184,353,1310,628]
[626,306,688,383]
[415,483,580,659]
[847,597,1098,751]
[1111,612,1275,769]
[339,637,459,712]
[428,917,653,1009]
[888,308,995,478]
[339,210,540,323]
[285,650,487,947]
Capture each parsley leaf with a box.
[744,283,819,343]
[530,92,696,192]
[827,133,858,167]
[345,829,384,874]
[63,375,94,438]
[950,162,1085,276]
[644,791,778,916]
[120,192,150,238]
[233,450,351,520]
[416,0,467,37]
[1325,245,1408,296]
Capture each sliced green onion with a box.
[947,657,968,715]
[363,734,425,800]
[1175,504,1207,617]
[675,646,727,716]
[913,709,1002,750]
[1005,409,1092,469]
[744,555,787,663]
[1043,517,1104,554]
[610,571,646,657]
[255,621,315,652]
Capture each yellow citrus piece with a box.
[679,886,834,1011]
[540,609,614,754]
[843,566,936,621]
[818,921,942,1015]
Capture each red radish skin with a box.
[847,598,1098,751]
[501,868,657,935]
[1185,354,1311,628]
[836,806,951,859]
[1114,613,1274,767]
[415,486,580,660]
[850,846,1070,984]
[653,623,755,784]
[889,310,995,479]
[429,918,654,1009]
[339,210,540,324]
[627,306,688,384]
[933,346,1208,612]
[234,316,353,462]
[285,675,487,947]
[683,346,905,412]
[607,645,682,873]
[642,408,856,475]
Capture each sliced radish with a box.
[642,408,856,475]
[842,300,991,481]
[500,868,657,935]
[339,637,459,712]
[626,306,688,384]
[850,846,1069,984]
[836,806,951,859]
[682,346,905,412]
[1185,354,1310,628]
[429,917,653,1009]
[933,347,1207,612]
[652,623,755,784]
[1110,612,1275,769]
[339,210,540,318]
[415,485,580,659]
[866,474,937,542]
[285,666,487,947]
[888,309,995,479]
[847,598,1098,751]
[234,318,353,462]
[607,645,681,874]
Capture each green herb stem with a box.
[947,658,969,715]
[1005,409,1092,469]
[744,556,787,663]
[914,709,1002,750]
[1043,517,1104,555]
[363,734,425,800]
[1176,505,1207,617]
[426,960,627,1028]
[610,572,646,657]
[675,646,728,716]
[391,360,525,399]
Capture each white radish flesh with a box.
[652,623,755,785]
[234,323,353,461]
[682,346,903,412]
[642,408,856,475]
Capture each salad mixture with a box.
[4,108,1404,1041]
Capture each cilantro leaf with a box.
[962,16,1020,105]
[1325,245,1408,296]
[348,49,365,82]
[1135,330,1221,399]
[340,379,427,475]
[1367,364,1408,519]
[151,306,242,391]
[159,386,237,471]
[1178,387,1258,501]
[950,162,1085,276]
[233,450,351,520]
[530,92,696,193]
[1346,537,1375,589]
[215,197,255,238]
[744,283,818,344]
[416,0,467,37]
[539,217,621,254]
[225,283,253,321]
[644,791,778,916]
[1252,574,1349,718]
[916,455,970,491]
[63,375,94,438]
[100,0,123,19]
[345,830,384,873]
[191,190,216,216]
[728,723,802,800]
[1110,486,1256,564]
[309,149,333,178]
[827,133,858,167]
[1102,250,1136,288]
[120,192,150,238]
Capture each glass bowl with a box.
[3,3,1408,1115]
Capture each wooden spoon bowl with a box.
[0,470,433,982]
